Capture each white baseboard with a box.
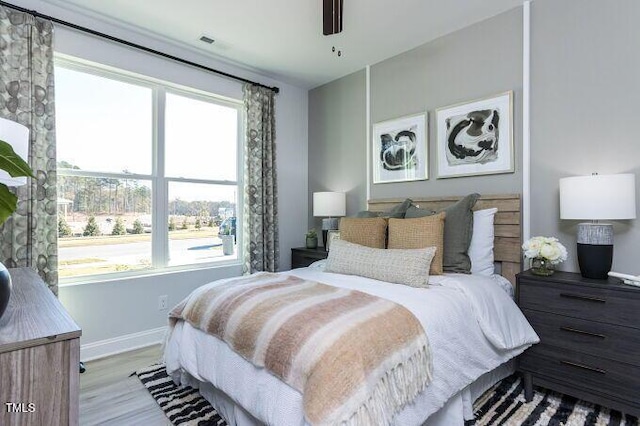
[80,326,167,362]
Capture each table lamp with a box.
[559,173,636,279]
[313,192,346,250]
[0,117,30,321]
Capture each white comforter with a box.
[165,268,539,425]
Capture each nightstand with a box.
[291,247,328,269]
[517,270,640,418]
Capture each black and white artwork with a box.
[372,113,427,184]
[436,92,513,178]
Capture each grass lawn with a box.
[58,228,218,248]
[57,226,231,278]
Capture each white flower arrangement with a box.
[522,236,568,265]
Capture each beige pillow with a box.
[387,212,446,275]
[339,217,387,249]
[325,239,436,288]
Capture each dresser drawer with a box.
[519,279,640,328]
[523,309,640,366]
[520,344,640,406]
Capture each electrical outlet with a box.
[158,295,168,310]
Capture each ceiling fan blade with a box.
[323,0,344,36]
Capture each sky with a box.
[55,66,239,203]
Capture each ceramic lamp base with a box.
[577,243,613,279]
[576,223,613,280]
[321,218,339,251]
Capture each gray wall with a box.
[308,70,367,229]
[370,8,523,199]
[530,0,640,273]
[308,7,523,228]
[309,1,640,276]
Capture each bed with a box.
[164,194,539,426]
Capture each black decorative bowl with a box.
[0,263,12,320]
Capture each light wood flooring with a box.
[80,345,170,425]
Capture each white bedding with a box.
[165,268,538,425]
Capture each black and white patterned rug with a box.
[470,375,637,426]
[136,364,637,426]
[135,363,227,426]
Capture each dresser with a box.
[0,268,82,426]
[291,247,329,269]
[517,270,640,418]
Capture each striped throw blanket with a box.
[169,272,433,426]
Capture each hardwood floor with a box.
[80,345,169,425]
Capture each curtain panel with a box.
[0,7,58,294]
[242,84,278,274]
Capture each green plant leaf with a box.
[0,139,35,178]
[0,183,17,225]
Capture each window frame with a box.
[55,56,245,285]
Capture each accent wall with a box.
[309,0,640,275]
[308,7,523,219]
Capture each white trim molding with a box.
[80,326,167,361]
[522,1,531,242]
[365,65,371,202]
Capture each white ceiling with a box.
[42,0,525,89]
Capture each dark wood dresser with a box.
[0,268,82,426]
[517,270,640,418]
[291,247,328,269]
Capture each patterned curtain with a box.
[0,7,58,295]
[242,84,278,273]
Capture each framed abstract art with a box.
[436,91,514,179]
[372,113,427,184]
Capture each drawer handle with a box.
[559,326,606,339]
[559,293,606,303]
[560,360,606,374]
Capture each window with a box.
[55,59,243,280]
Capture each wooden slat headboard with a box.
[367,194,522,286]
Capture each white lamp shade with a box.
[0,118,29,187]
[313,192,346,217]
[560,174,637,220]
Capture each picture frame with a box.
[435,91,514,179]
[326,230,341,251]
[372,113,428,184]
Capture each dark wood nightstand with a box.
[517,270,640,418]
[291,247,328,269]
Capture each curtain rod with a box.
[0,1,280,94]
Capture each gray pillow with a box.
[404,193,480,273]
[355,198,412,218]
[355,210,381,218]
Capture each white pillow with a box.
[469,208,498,276]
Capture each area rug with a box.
[135,363,227,426]
[137,364,637,426]
[470,375,638,426]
